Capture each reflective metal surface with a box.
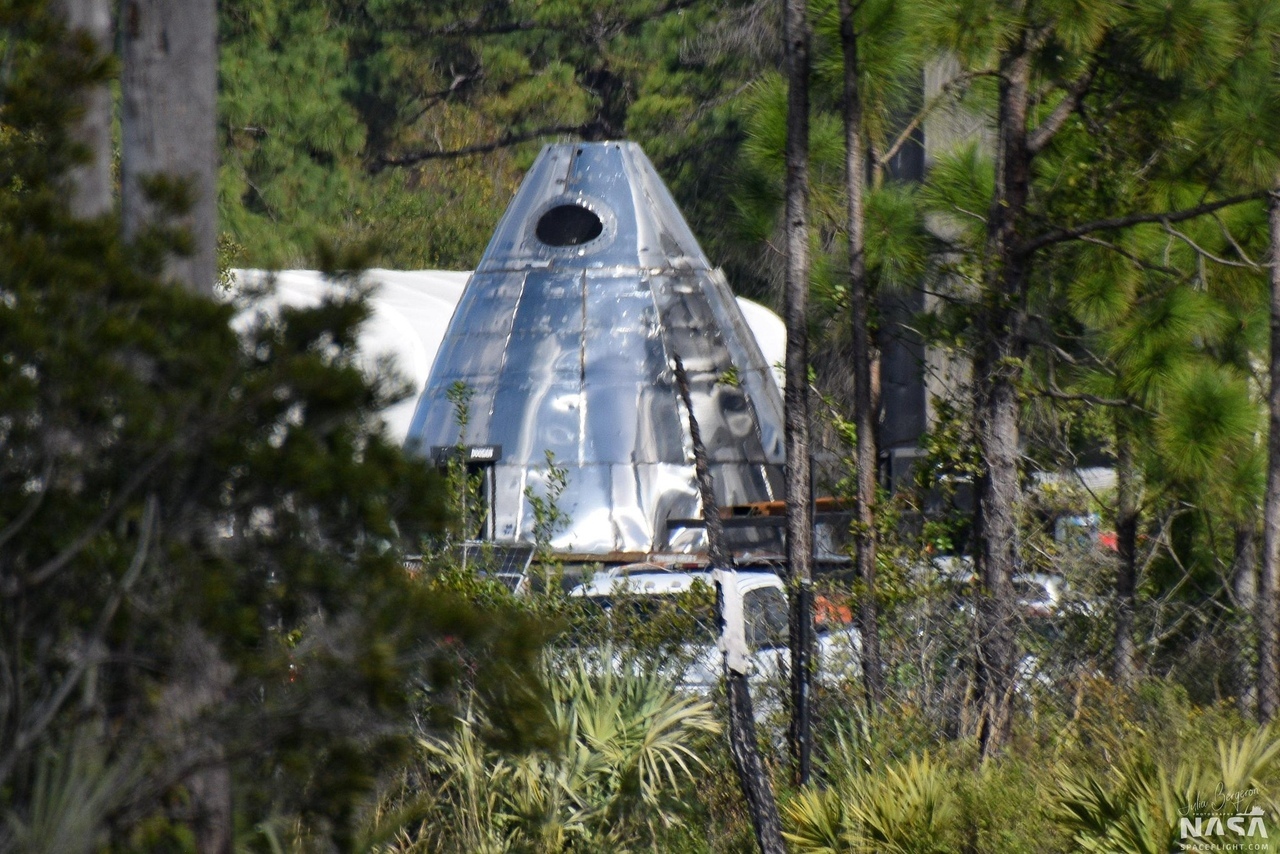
[405,142,786,555]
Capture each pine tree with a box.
[1,7,549,848]
[1263,177,1280,719]
[783,0,817,790]
[914,0,1275,754]
[727,0,929,712]
[830,0,924,710]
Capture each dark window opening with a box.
[536,204,604,246]
[744,587,789,650]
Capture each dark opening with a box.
[535,204,603,246]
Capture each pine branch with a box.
[22,448,172,589]
[1162,220,1269,270]
[1214,213,1265,268]
[1020,191,1268,254]
[407,17,542,38]
[874,70,998,182]
[404,0,702,39]
[373,124,590,170]
[1026,67,1094,156]
[1077,235,1181,277]
[1031,383,1137,409]
[0,495,157,789]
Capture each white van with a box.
[568,565,861,692]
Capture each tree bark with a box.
[160,628,234,854]
[725,674,787,854]
[673,355,786,854]
[783,0,816,786]
[1113,427,1138,688]
[974,44,1032,761]
[1233,525,1258,716]
[121,4,226,848]
[839,0,884,710]
[121,0,217,294]
[1259,179,1280,722]
[54,0,114,219]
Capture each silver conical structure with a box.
[405,141,785,555]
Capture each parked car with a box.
[1013,572,1066,618]
[918,555,1088,620]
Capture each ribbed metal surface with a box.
[405,142,785,555]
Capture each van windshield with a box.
[585,589,718,645]
[584,581,792,652]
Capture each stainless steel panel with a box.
[473,143,712,274]
[688,379,770,464]
[605,463,653,548]
[487,379,584,466]
[449,273,525,334]
[584,272,657,332]
[406,380,499,449]
[542,462,614,552]
[581,382,640,464]
[636,463,705,552]
[511,269,585,334]
[501,333,582,383]
[406,142,790,555]
[582,328,665,382]
[491,464,528,541]
[428,333,511,383]
[636,383,687,463]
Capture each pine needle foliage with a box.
[1157,364,1259,486]
[1119,0,1241,83]
[0,9,550,846]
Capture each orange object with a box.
[815,595,854,627]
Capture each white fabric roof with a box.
[232,269,785,444]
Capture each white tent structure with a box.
[232,268,785,446]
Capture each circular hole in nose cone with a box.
[535,204,604,246]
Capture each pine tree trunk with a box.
[839,0,884,711]
[1233,525,1258,716]
[121,4,225,849]
[54,0,114,219]
[783,0,816,786]
[121,0,217,294]
[1259,180,1280,722]
[673,356,786,854]
[725,674,787,854]
[160,629,234,854]
[974,45,1032,761]
[1113,428,1138,688]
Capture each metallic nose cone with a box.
[405,141,784,556]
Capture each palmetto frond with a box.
[786,752,957,854]
[3,729,138,854]
[783,787,854,854]
[1218,725,1280,798]
[845,752,956,854]
[413,648,718,851]
[1053,726,1280,853]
